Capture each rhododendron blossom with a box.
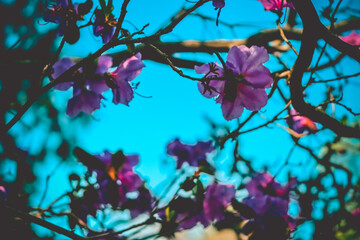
[287,109,317,134]
[257,0,294,11]
[110,53,145,106]
[52,56,112,117]
[212,0,225,9]
[195,45,273,121]
[51,54,145,116]
[339,31,360,49]
[167,139,215,169]
[243,172,297,237]
[203,182,235,222]
[43,0,92,43]
[93,9,116,44]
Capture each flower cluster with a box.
[243,172,296,239]
[195,45,273,121]
[51,53,145,117]
[44,0,93,44]
[287,109,317,134]
[167,139,215,169]
[72,149,153,223]
[159,182,235,233]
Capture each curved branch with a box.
[290,0,360,138]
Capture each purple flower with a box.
[66,86,102,117]
[167,139,215,169]
[287,109,317,134]
[51,56,114,117]
[243,172,296,234]
[87,56,113,94]
[212,0,225,26]
[203,183,236,222]
[257,0,294,11]
[90,151,143,206]
[110,53,145,105]
[52,58,76,90]
[93,9,116,44]
[43,0,90,44]
[195,45,273,121]
[339,31,360,49]
[212,0,225,9]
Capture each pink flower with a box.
[257,0,294,11]
[339,31,360,49]
[195,45,273,121]
[287,109,317,134]
[110,53,145,106]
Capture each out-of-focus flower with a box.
[93,151,143,205]
[158,197,209,232]
[211,0,225,26]
[243,172,297,239]
[44,0,93,43]
[110,53,145,106]
[203,183,236,222]
[339,31,360,49]
[166,139,215,169]
[93,9,117,44]
[52,58,76,90]
[257,0,294,11]
[122,186,154,218]
[195,45,273,121]
[287,109,317,134]
[66,86,102,117]
[0,185,8,202]
[213,0,225,9]
[52,56,114,117]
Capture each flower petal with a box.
[226,46,250,75]
[66,89,101,117]
[221,97,245,121]
[113,53,145,83]
[112,79,134,106]
[245,65,273,88]
[238,84,268,111]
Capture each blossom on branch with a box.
[257,0,294,11]
[66,85,102,117]
[166,139,215,169]
[44,0,93,44]
[110,53,145,106]
[212,0,225,9]
[195,45,273,121]
[212,0,225,26]
[52,56,112,117]
[203,182,236,222]
[287,109,317,134]
[339,31,360,49]
[243,172,296,239]
[93,9,117,44]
